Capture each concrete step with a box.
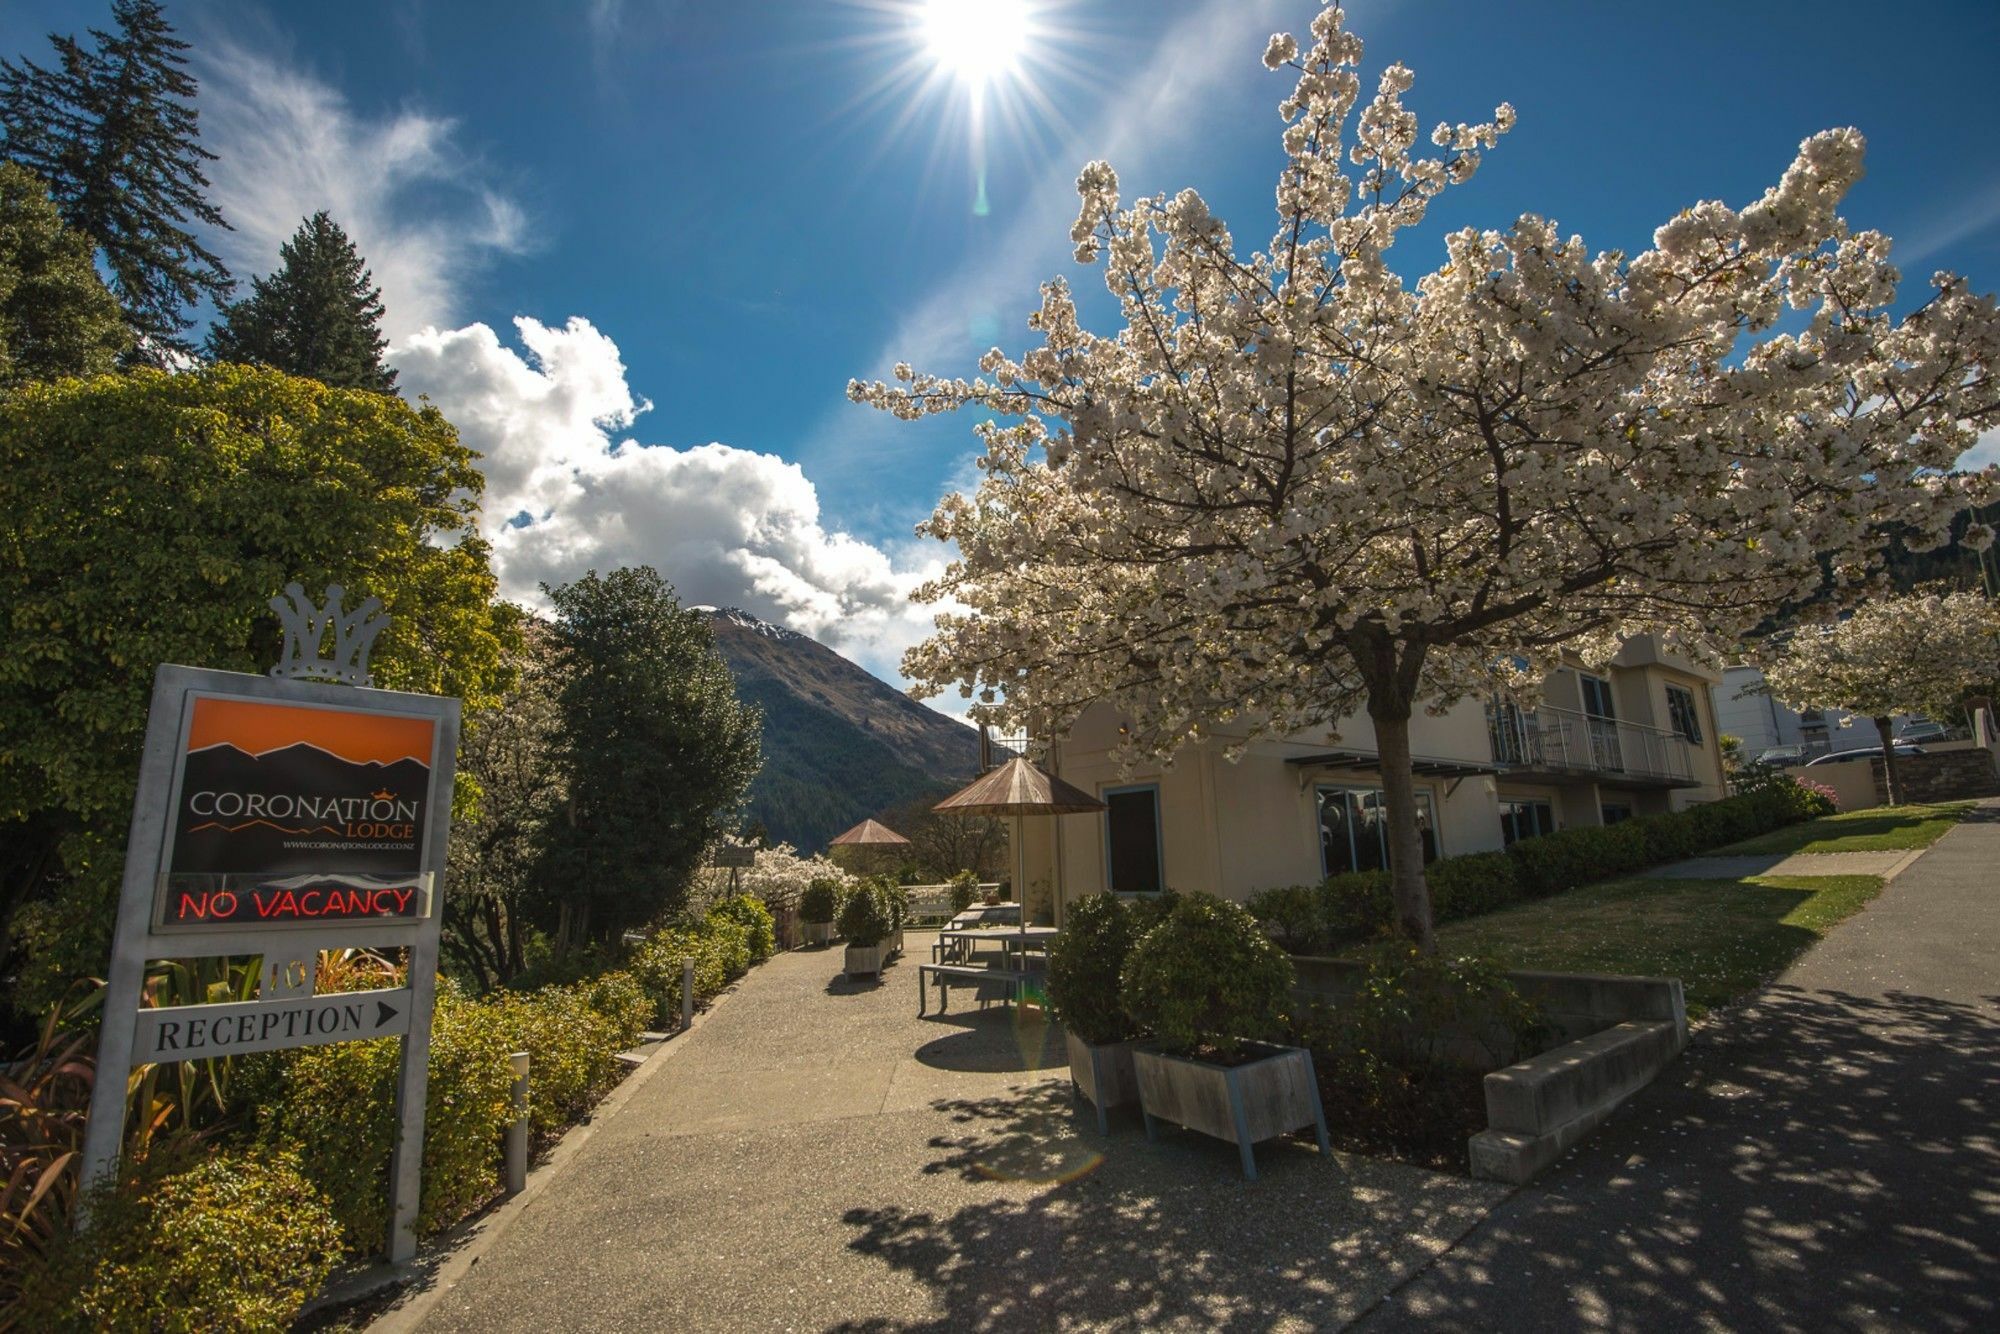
[1484,1019,1682,1136]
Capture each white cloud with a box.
[392,317,951,686]
[194,41,526,340]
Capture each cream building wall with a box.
[1016,635,1727,922]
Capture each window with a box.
[1318,785,1436,877]
[1579,673,1617,720]
[1498,798,1555,846]
[1666,684,1703,744]
[1601,803,1633,825]
[1103,785,1162,894]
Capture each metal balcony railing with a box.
[1488,703,1696,784]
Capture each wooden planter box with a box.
[803,921,833,947]
[845,940,893,979]
[1133,1042,1330,1180]
[1067,1033,1143,1134]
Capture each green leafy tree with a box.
[0,365,513,1016]
[0,163,129,386]
[0,0,231,356]
[445,620,563,990]
[207,212,396,393]
[541,568,761,951]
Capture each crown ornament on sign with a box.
[268,583,389,687]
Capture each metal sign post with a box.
[79,588,459,1265]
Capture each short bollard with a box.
[681,958,695,1031]
[504,1051,530,1194]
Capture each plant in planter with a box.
[837,883,894,979]
[1045,893,1143,1133]
[1121,892,1329,1179]
[948,870,980,914]
[878,879,911,955]
[800,877,842,947]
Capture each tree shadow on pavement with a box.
[1359,985,2000,1333]
[832,1084,1499,1333]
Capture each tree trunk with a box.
[1368,690,1436,952]
[1874,716,1903,806]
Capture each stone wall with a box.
[1872,748,2000,804]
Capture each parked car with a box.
[1803,744,1926,766]
[1895,721,1955,744]
[1754,744,1811,767]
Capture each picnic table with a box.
[935,924,1059,967]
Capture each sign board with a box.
[711,847,756,868]
[153,693,440,930]
[80,639,459,1266]
[132,987,414,1062]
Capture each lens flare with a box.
[919,0,1030,87]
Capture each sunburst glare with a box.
[829,0,1096,218]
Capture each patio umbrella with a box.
[828,818,911,848]
[933,758,1105,920]
[828,818,911,878]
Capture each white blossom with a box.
[846,3,2000,942]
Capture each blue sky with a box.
[8,0,2000,693]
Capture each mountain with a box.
[699,608,983,852]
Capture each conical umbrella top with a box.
[932,757,1106,816]
[829,818,911,847]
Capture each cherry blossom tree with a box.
[851,3,2000,947]
[1760,591,2000,805]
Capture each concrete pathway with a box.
[1358,800,2000,1333]
[392,933,1507,1332]
[1650,849,1922,880]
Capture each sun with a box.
[918,0,1031,88]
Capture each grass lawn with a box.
[1425,874,1884,1018]
[1708,802,1973,857]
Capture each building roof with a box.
[828,818,911,846]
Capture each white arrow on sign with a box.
[129,986,413,1064]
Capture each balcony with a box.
[1488,704,1700,787]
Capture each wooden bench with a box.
[917,963,1033,1016]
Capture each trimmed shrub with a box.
[1045,893,1139,1044]
[582,969,653,1047]
[1426,851,1521,922]
[23,1145,342,1332]
[707,893,776,963]
[481,980,635,1137]
[799,877,841,925]
[1121,892,1295,1058]
[1317,870,1393,942]
[948,870,980,913]
[702,915,754,979]
[880,880,912,933]
[629,925,729,1022]
[1244,884,1326,954]
[261,982,513,1254]
[836,882,892,947]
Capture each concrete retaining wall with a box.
[1295,957,1690,1183]
[1468,1018,1686,1184]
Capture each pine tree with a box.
[0,163,130,387]
[0,0,231,358]
[208,212,397,393]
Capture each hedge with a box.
[256,981,515,1254]
[627,911,756,1025]
[1250,778,1836,952]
